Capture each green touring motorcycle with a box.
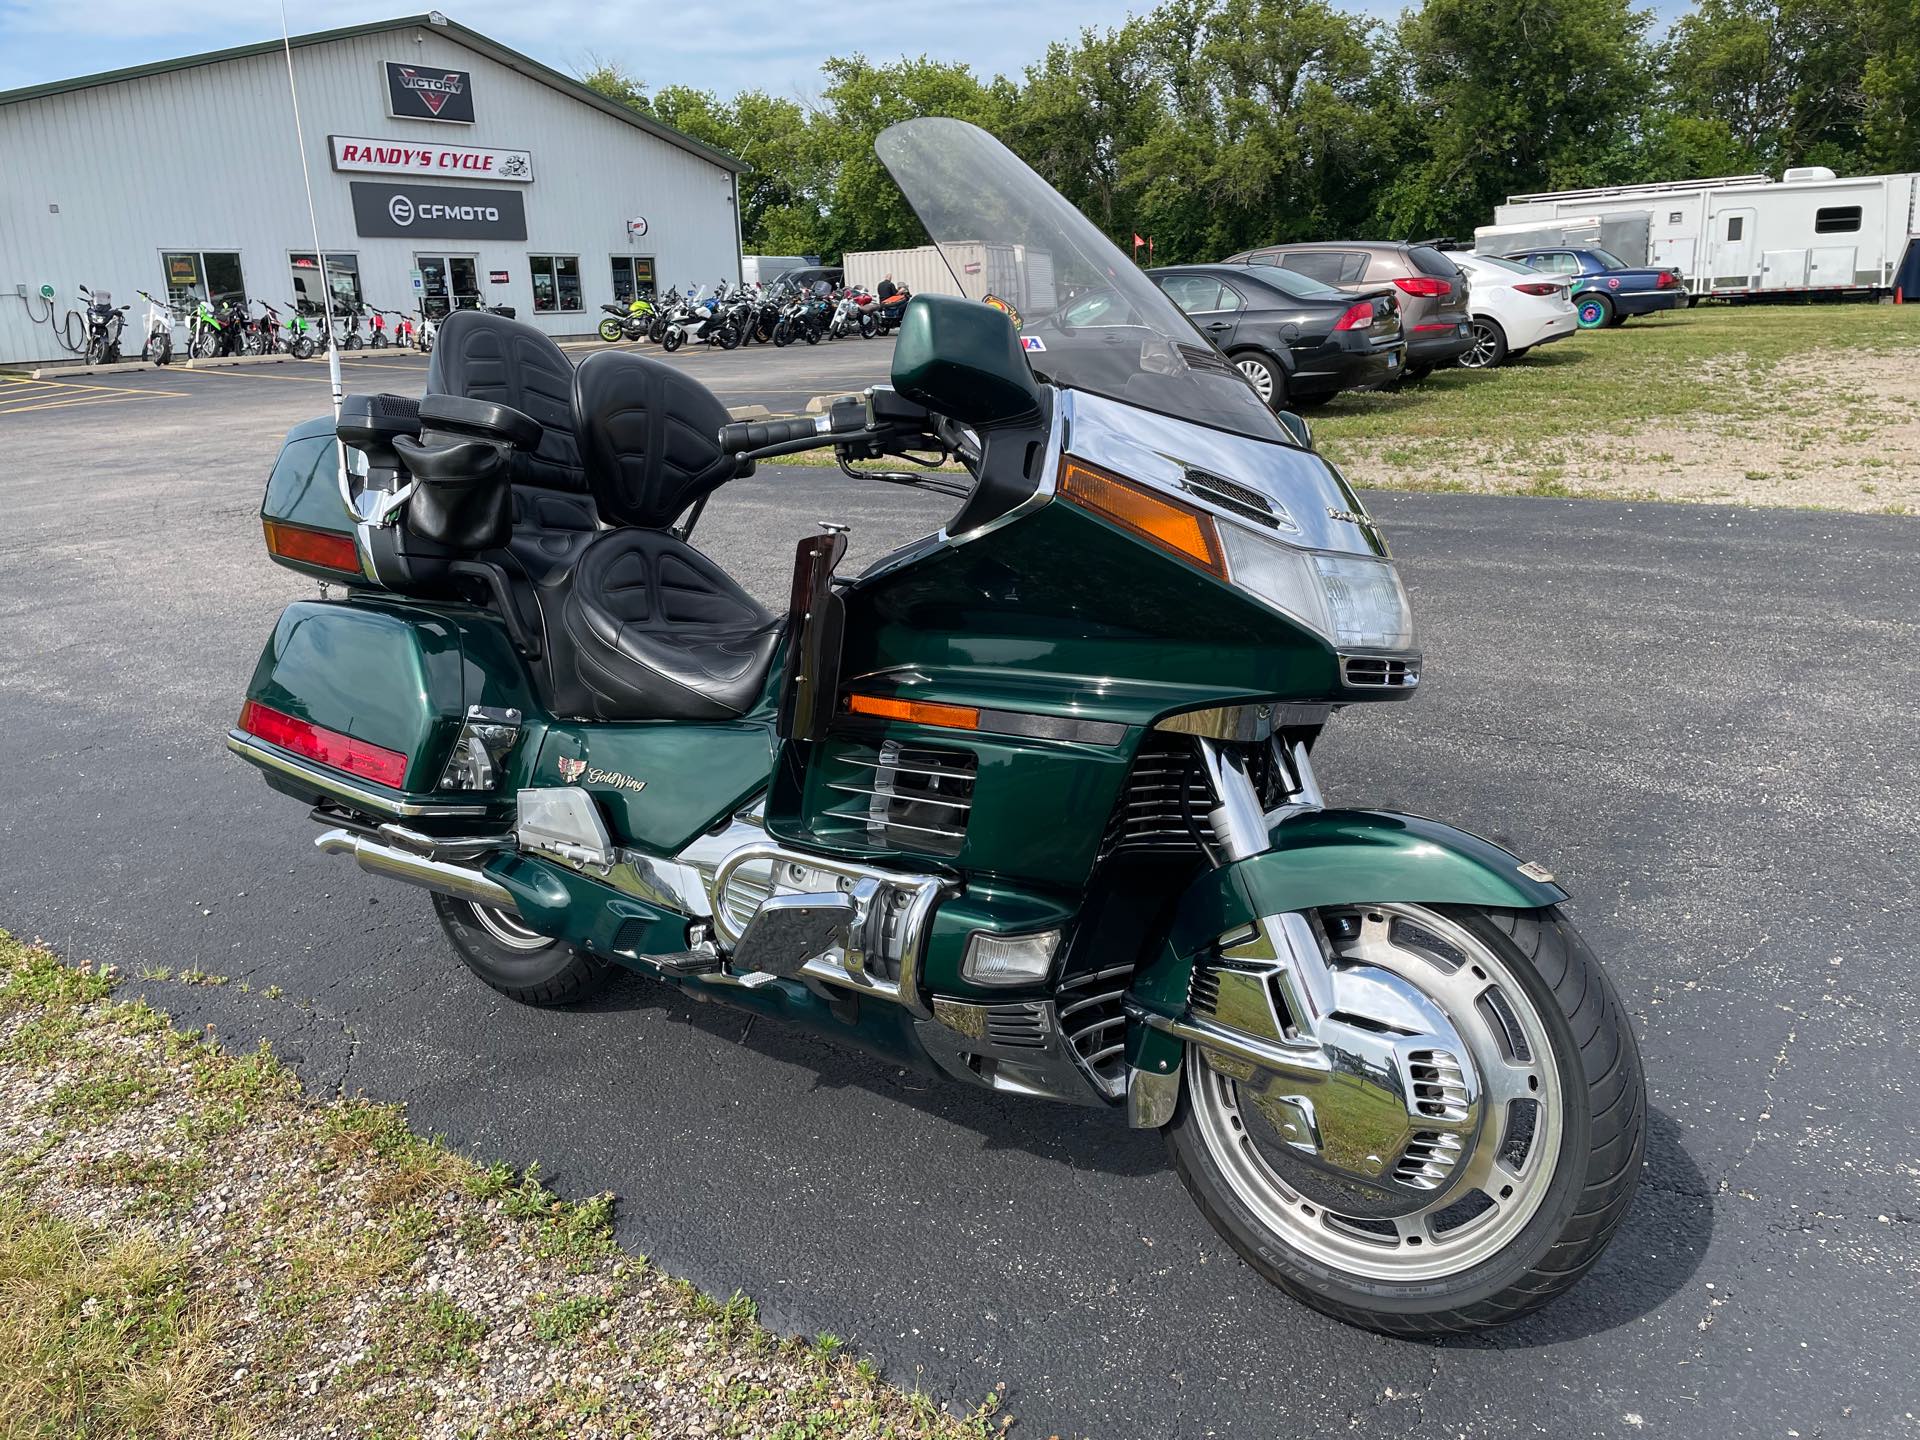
[229,118,1643,1334]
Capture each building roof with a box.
[0,11,743,174]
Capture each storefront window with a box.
[162,250,246,309]
[290,252,362,313]
[530,255,583,313]
[611,255,656,303]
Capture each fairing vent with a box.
[1059,963,1132,1099]
[821,740,976,858]
[1096,734,1214,861]
[1408,1049,1470,1123]
[1176,342,1235,375]
[1340,655,1420,689]
[984,1001,1050,1051]
[1394,1131,1464,1190]
[1188,965,1222,1017]
[1183,469,1291,533]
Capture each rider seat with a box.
[552,349,779,723]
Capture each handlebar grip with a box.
[719,415,824,452]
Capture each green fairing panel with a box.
[260,423,359,583]
[244,597,542,802]
[485,852,687,960]
[532,719,777,856]
[1135,809,1568,1016]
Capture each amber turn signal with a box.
[1057,459,1226,578]
[845,693,982,731]
[263,520,362,575]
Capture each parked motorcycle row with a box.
[596,277,913,354]
[70,288,441,365]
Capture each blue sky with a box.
[0,1,1680,99]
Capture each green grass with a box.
[0,927,1011,1440]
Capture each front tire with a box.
[432,894,611,1006]
[1459,318,1508,369]
[599,317,625,343]
[661,328,684,353]
[1166,903,1644,1336]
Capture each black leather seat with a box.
[554,350,776,722]
[425,311,597,581]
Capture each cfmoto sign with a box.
[350,181,526,240]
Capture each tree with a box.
[1384,0,1655,237]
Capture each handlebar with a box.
[719,395,877,457]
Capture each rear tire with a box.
[1575,294,1614,329]
[432,894,612,1007]
[1231,350,1287,409]
[1166,903,1644,1336]
[599,317,625,342]
[1459,318,1508,369]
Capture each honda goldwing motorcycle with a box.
[228,118,1643,1335]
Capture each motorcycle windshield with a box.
[874,118,1284,444]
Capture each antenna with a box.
[279,2,344,425]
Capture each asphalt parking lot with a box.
[1,347,1917,1438]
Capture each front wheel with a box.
[290,335,315,360]
[1166,903,1644,1336]
[432,894,611,1006]
[599,317,625,342]
[660,328,684,353]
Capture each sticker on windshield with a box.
[983,293,1023,329]
[1021,335,1046,352]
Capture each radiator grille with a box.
[819,741,977,857]
[1058,963,1132,1098]
[1097,735,1213,861]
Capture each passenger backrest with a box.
[424,310,586,494]
[571,350,738,530]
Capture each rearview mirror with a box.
[890,294,1043,426]
[1276,409,1314,451]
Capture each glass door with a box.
[415,254,481,318]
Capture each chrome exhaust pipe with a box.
[313,827,517,910]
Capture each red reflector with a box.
[238,700,408,789]
[1514,282,1561,296]
[1412,322,1455,332]
[1393,276,1451,297]
[263,520,361,575]
[1333,301,1375,331]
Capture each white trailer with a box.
[843,242,1060,313]
[1481,168,1920,299]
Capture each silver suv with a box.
[1221,241,1473,379]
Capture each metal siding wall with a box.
[0,25,738,363]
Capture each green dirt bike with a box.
[229,119,1644,1335]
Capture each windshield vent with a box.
[1183,469,1297,533]
[1177,342,1234,375]
[821,741,976,857]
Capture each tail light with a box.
[1658,271,1682,289]
[1333,301,1376,331]
[237,700,409,789]
[263,519,362,575]
[1514,282,1562,297]
[1393,276,1452,298]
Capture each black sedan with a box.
[1148,264,1405,409]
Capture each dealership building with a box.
[0,11,743,364]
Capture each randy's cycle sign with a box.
[385,62,475,123]
[349,181,527,240]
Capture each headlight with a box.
[1219,526,1414,651]
[1312,553,1415,650]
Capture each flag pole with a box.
[280,2,343,427]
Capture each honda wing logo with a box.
[396,68,464,116]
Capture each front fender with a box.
[1124,810,1567,1088]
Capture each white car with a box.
[1450,252,1578,368]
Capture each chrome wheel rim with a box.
[468,903,549,953]
[1236,357,1276,403]
[1190,904,1564,1282]
[1461,322,1499,368]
